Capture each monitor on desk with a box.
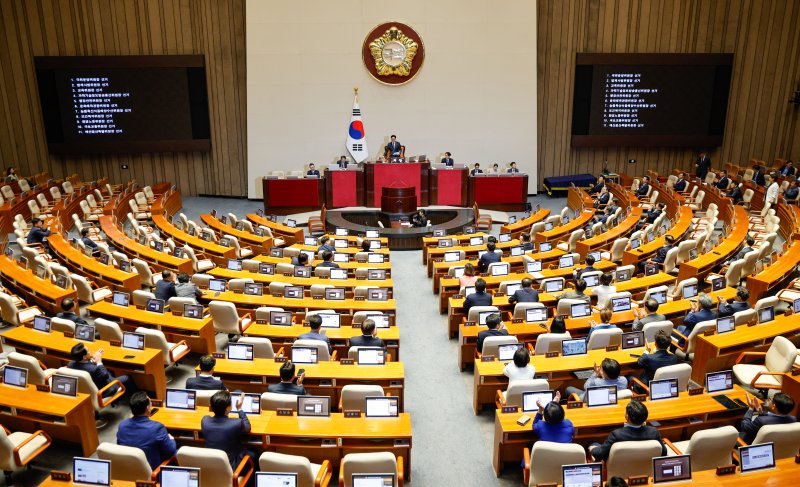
[352,474,396,487]
[570,302,591,318]
[270,311,292,326]
[739,442,775,473]
[705,370,733,393]
[112,291,130,307]
[526,260,542,273]
[270,248,284,258]
[464,226,475,234]
[297,395,330,417]
[165,389,197,410]
[318,313,341,328]
[365,396,399,417]
[285,219,296,228]
[51,374,78,397]
[160,466,200,487]
[369,240,381,250]
[259,262,276,275]
[294,266,312,278]
[438,238,453,248]
[33,315,51,333]
[227,343,254,361]
[544,280,563,293]
[615,269,631,282]
[122,331,145,350]
[712,277,726,291]
[630,238,641,250]
[650,290,667,304]
[561,338,587,357]
[681,283,698,300]
[794,298,800,314]
[209,279,227,292]
[173,248,185,258]
[304,236,317,246]
[582,273,599,287]
[653,455,692,483]
[291,346,319,364]
[370,314,390,329]
[300,250,316,263]
[452,266,465,278]
[491,263,510,276]
[586,385,618,407]
[588,251,602,262]
[522,390,555,413]
[510,246,523,257]
[182,304,204,319]
[621,331,644,349]
[369,269,387,280]
[758,306,775,324]
[284,286,304,299]
[2,365,28,388]
[326,268,347,281]
[506,283,522,295]
[227,259,242,271]
[470,236,484,246]
[366,230,379,238]
[508,216,517,224]
[334,239,349,249]
[463,286,476,297]
[645,261,659,276]
[478,311,496,325]
[357,347,386,365]
[75,323,95,342]
[526,307,547,323]
[562,463,602,487]
[73,457,111,486]
[562,215,570,225]
[368,288,389,301]
[649,378,679,401]
[559,255,574,268]
[539,242,552,252]
[230,392,261,414]
[433,229,445,237]
[333,252,349,263]
[611,296,631,312]
[716,316,735,334]
[335,228,349,236]
[243,282,263,296]
[256,472,297,487]
[367,253,385,264]
[499,233,512,243]
[497,343,524,362]
[146,298,165,314]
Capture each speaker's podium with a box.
[365,161,430,208]
[381,187,417,216]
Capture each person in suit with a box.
[644,202,665,224]
[385,135,402,158]
[718,287,751,318]
[566,358,629,401]
[306,163,320,177]
[594,186,611,209]
[185,355,226,390]
[201,390,256,469]
[673,172,688,192]
[589,401,667,460]
[476,313,508,352]
[507,161,520,173]
[589,176,605,195]
[765,173,780,205]
[478,242,502,272]
[154,270,177,302]
[715,170,730,190]
[636,176,651,197]
[727,182,744,204]
[556,279,591,304]
[298,314,332,354]
[470,163,483,176]
[633,331,678,392]
[651,235,675,265]
[26,218,50,246]
[349,318,385,349]
[116,392,177,470]
[675,294,716,344]
[69,343,137,397]
[779,160,796,177]
[290,252,310,267]
[316,250,339,269]
[631,298,666,331]
[337,156,349,168]
[575,255,599,282]
[508,278,539,305]
[464,278,493,315]
[731,235,756,262]
[175,272,202,302]
[80,228,99,254]
[441,152,454,166]
[598,205,615,226]
[267,361,307,395]
[784,178,799,202]
[532,392,574,443]
[739,392,797,444]
[56,298,88,325]
[316,236,335,254]
[752,165,766,186]
[585,308,620,345]
[695,152,712,180]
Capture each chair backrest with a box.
[191,273,212,288]
[0,185,13,199]
[683,426,739,471]
[254,306,286,321]
[640,320,673,343]
[258,452,316,487]
[223,234,244,257]
[7,352,48,385]
[261,392,298,411]
[652,363,692,391]
[751,423,800,459]
[684,320,716,354]
[671,277,698,299]
[70,273,94,304]
[764,336,798,378]
[565,229,584,251]
[725,259,744,287]
[529,441,587,486]
[740,249,760,276]
[94,318,123,342]
[237,337,275,359]
[733,308,756,326]
[754,296,779,311]
[96,442,152,481]
[132,289,155,307]
[676,240,697,263]
[606,440,663,478]
[50,316,76,334]
[135,327,172,365]
[481,336,519,356]
[293,339,331,361]
[310,284,334,298]
[742,188,754,203]
[467,306,500,323]
[534,333,571,355]
[228,278,253,292]
[586,327,622,350]
[209,301,241,335]
[512,302,546,320]
[131,258,154,286]
[556,298,586,317]
[505,379,550,408]
[341,452,399,487]
[341,385,385,411]
[56,367,101,411]
[176,446,233,487]
[168,297,197,311]
[27,199,41,216]
[353,311,383,325]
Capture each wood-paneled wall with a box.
[0,0,247,196]
[538,0,800,181]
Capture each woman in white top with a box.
[592,272,616,309]
[503,348,536,383]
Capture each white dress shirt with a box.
[766,182,779,205]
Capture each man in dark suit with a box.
[336,156,349,169]
[675,294,716,345]
[290,252,310,267]
[471,163,483,176]
[715,170,730,190]
[718,287,751,318]
[589,401,667,461]
[520,233,535,251]
[267,361,307,395]
[508,278,539,305]
[575,256,599,282]
[779,161,795,177]
[673,172,688,192]
[589,176,605,195]
[594,187,611,209]
[727,182,744,204]
[636,176,651,197]
[507,161,520,173]
[316,251,339,269]
[154,270,177,302]
[631,299,666,332]
[476,313,508,353]
[633,331,678,392]
[116,392,177,470]
[441,152,454,166]
[26,218,50,245]
[69,343,137,397]
[80,228,99,255]
[752,165,766,186]
[652,235,675,265]
[185,355,226,390]
[464,278,493,315]
[201,391,255,469]
[306,163,320,177]
[740,392,796,444]
[56,298,88,325]
[732,235,756,261]
[696,152,711,180]
[478,242,502,273]
[785,178,799,202]
[645,203,665,224]
[316,236,336,254]
[385,135,402,158]
[299,314,332,354]
[349,318,385,349]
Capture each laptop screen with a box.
[758,306,774,324]
[336,228,349,236]
[582,273,599,287]
[33,315,51,332]
[716,316,735,334]
[561,338,587,357]
[491,264,510,276]
[230,393,261,414]
[357,348,386,365]
[284,286,304,298]
[367,253,384,263]
[570,303,592,318]
[75,323,95,342]
[184,304,204,319]
[621,331,644,349]
[611,296,631,312]
[165,389,197,410]
[510,246,523,256]
[256,472,297,487]
[244,283,263,296]
[318,313,341,328]
[365,230,379,238]
[470,236,484,246]
[616,270,631,282]
[2,365,28,388]
[497,343,524,362]
[521,390,555,412]
[525,307,547,323]
[112,291,130,307]
[539,242,552,252]
[653,455,692,483]
[368,269,387,280]
[333,252,349,263]
[649,378,679,401]
[562,463,602,487]
[160,466,200,487]
[739,443,775,473]
[291,347,319,364]
[227,343,254,361]
[122,331,145,350]
[544,280,563,293]
[297,395,330,417]
[73,457,111,486]
[526,260,542,273]
[330,268,348,280]
[352,474,396,487]
[365,396,399,417]
[682,284,698,299]
[227,259,242,271]
[650,290,667,304]
[259,262,275,274]
[478,311,496,325]
[499,233,512,243]
[145,298,165,313]
[325,288,345,300]
[368,288,389,301]
[586,385,618,407]
[209,279,227,292]
[334,239,348,248]
[559,255,574,268]
[51,374,79,397]
[444,251,460,262]
[705,370,734,393]
[270,311,292,326]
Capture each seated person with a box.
[360,240,371,252]
[727,181,744,204]
[585,308,619,345]
[154,270,177,301]
[532,392,573,443]
[520,233,534,251]
[116,392,177,470]
[591,273,616,309]
[647,235,675,270]
[201,391,255,469]
[470,163,483,176]
[508,278,539,304]
[349,318,385,349]
[385,135,402,158]
[503,347,536,383]
[589,176,605,195]
[267,361,307,395]
[556,278,591,303]
[588,401,667,461]
[566,358,629,401]
[673,172,688,192]
[411,210,427,228]
[636,176,651,197]
[643,202,665,224]
[731,235,756,261]
[316,235,335,254]
[56,297,88,325]
[175,272,202,302]
[549,315,567,334]
[316,250,339,268]
[290,252,310,267]
[717,286,750,318]
[337,156,349,168]
[27,218,51,246]
[594,186,611,208]
[575,255,598,281]
[476,313,508,353]
[441,152,454,166]
[784,177,799,202]
[739,392,797,444]
[306,163,320,176]
[489,163,500,174]
[779,160,795,177]
[631,298,666,331]
[464,278,493,315]
[633,331,677,393]
[507,161,520,173]
[69,343,137,397]
[675,294,716,345]
[185,355,226,390]
[752,165,766,186]
[80,228,99,254]
[715,170,730,189]
[478,242,502,272]
[298,314,332,354]
[459,263,479,289]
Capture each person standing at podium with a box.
[306,163,320,177]
[385,135,402,159]
[471,163,483,176]
[336,156,349,169]
[441,152,454,166]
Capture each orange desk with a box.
[574,207,643,259]
[200,214,273,255]
[429,249,567,290]
[676,206,748,282]
[747,240,800,304]
[422,231,498,264]
[246,213,304,246]
[622,206,693,265]
[0,255,76,314]
[255,255,392,273]
[99,215,194,274]
[207,267,394,294]
[498,208,551,239]
[535,209,595,246]
[47,234,140,293]
[152,213,236,266]
[201,291,397,316]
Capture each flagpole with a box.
[354,86,358,102]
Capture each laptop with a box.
[75,323,95,342]
[539,242,552,252]
[335,228,349,236]
[586,385,618,407]
[510,246,524,257]
[270,311,292,326]
[506,283,522,295]
[352,474,396,487]
[230,392,261,414]
[365,396,399,417]
[333,252,349,263]
[499,233,512,243]
[588,251,602,262]
[682,284,698,299]
[716,316,735,334]
[497,343,524,362]
[209,279,227,292]
[522,390,556,412]
[649,378,680,401]
[491,264,510,276]
[244,282,263,296]
[652,455,692,483]
[51,374,79,397]
[611,296,632,312]
[739,442,775,473]
[318,313,341,328]
[570,302,592,318]
[367,253,385,264]
[562,463,602,487]
[630,238,641,250]
[297,395,330,417]
[2,365,28,388]
[294,266,312,278]
[478,311,496,325]
[122,331,145,350]
[73,457,111,486]
[256,472,298,487]
[368,288,389,301]
[291,347,319,364]
[366,230,379,238]
[650,290,667,304]
[227,343,254,361]
[615,269,631,282]
[525,307,547,323]
[463,286,476,297]
[145,298,165,313]
[705,370,734,393]
[712,277,726,291]
[470,236,484,246]
[304,236,317,246]
[112,291,130,307]
[284,286,304,299]
[160,466,200,487]
[165,389,197,410]
[561,338,587,357]
[758,306,775,324]
[526,260,542,273]
[582,273,599,287]
[621,331,644,349]
[559,255,574,268]
[368,269,387,280]
[544,280,563,293]
[33,315,51,332]
[227,259,242,271]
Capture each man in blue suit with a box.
[752,165,766,186]
[675,294,716,345]
[478,242,502,273]
[117,392,176,469]
[696,152,711,180]
[740,392,797,444]
[299,314,332,354]
[441,152,454,166]
[673,172,688,191]
[185,355,226,391]
[464,278,493,315]
[507,278,539,305]
[201,391,255,469]
[68,343,137,397]
[349,318,385,349]
[633,331,678,392]
[385,135,402,158]
[306,163,320,177]
[717,287,751,318]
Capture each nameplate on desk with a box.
[545,351,559,358]
[453,295,463,299]
[276,408,293,416]
[356,276,367,280]
[23,322,33,329]
[171,311,183,316]
[313,296,323,300]
[151,399,163,407]
[340,358,354,365]
[688,387,704,396]
[704,329,716,336]
[748,319,757,327]
[716,465,736,476]
[567,401,583,409]
[212,353,225,359]
[501,406,518,414]
[50,471,71,481]
[256,319,267,324]
[283,273,292,277]
[512,319,523,324]
[627,475,648,486]
[135,482,156,487]
[302,322,310,327]
[630,394,647,403]
[434,258,443,263]
[343,410,361,418]
[63,331,74,339]
[464,321,476,327]
[321,438,337,447]
[481,355,495,362]
[355,296,365,301]
[232,289,244,294]
[104,296,113,302]
[272,293,283,298]
[275,356,287,363]
[36,384,51,392]
[605,345,619,352]
[394,438,410,447]
[109,339,121,347]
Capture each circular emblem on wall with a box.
[362,22,425,85]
